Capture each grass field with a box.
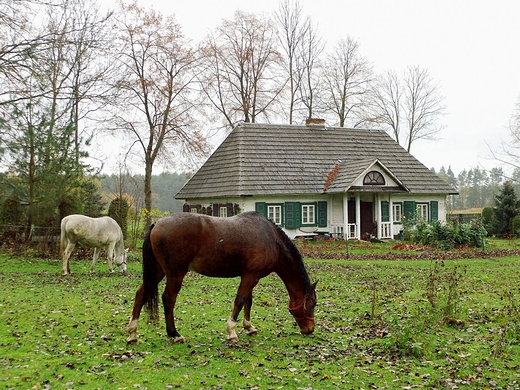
[1,243,520,389]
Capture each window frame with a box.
[416,203,429,220]
[219,206,228,217]
[267,204,283,225]
[392,202,402,223]
[301,204,316,225]
[363,170,385,185]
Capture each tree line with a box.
[0,0,519,235]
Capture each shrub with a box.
[481,206,494,235]
[408,218,486,249]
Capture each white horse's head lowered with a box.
[114,246,128,273]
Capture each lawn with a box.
[1,243,520,389]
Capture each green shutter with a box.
[403,201,416,219]
[285,202,301,229]
[381,201,390,222]
[317,201,327,227]
[430,201,439,221]
[255,202,267,218]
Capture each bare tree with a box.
[275,0,307,124]
[367,70,402,143]
[321,37,372,127]
[113,1,209,226]
[368,66,446,152]
[403,66,446,152]
[489,96,520,171]
[1,0,113,232]
[199,10,284,130]
[298,20,323,121]
[43,0,114,163]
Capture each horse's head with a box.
[288,281,317,335]
[116,248,128,273]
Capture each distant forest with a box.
[435,165,519,210]
[100,172,190,215]
[99,165,520,215]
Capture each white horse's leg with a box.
[62,243,75,275]
[106,244,115,273]
[226,317,239,342]
[90,248,99,273]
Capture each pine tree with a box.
[491,181,519,236]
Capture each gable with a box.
[325,158,409,193]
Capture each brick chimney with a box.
[305,118,326,128]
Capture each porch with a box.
[330,192,397,240]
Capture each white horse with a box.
[60,214,127,275]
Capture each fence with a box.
[0,224,61,254]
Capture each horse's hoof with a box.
[247,331,258,337]
[227,336,239,343]
[126,337,138,344]
[173,336,186,343]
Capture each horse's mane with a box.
[240,212,312,291]
[271,219,313,292]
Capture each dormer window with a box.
[363,171,385,185]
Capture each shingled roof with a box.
[175,123,457,199]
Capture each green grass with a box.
[1,248,520,389]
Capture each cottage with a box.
[175,120,458,240]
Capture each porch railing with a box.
[347,223,357,239]
[380,222,392,239]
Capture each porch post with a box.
[375,193,380,239]
[355,194,361,240]
[343,194,348,240]
[389,195,393,238]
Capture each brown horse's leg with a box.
[242,292,258,336]
[227,277,259,341]
[162,274,186,343]
[126,284,146,344]
[126,270,165,344]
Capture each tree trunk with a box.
[144,159,153,228]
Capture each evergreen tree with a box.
[108,197,129,239]
[491,181,519,236]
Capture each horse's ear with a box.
[312,280,318,290]
[125,248,129,253]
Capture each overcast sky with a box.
[123,0,520,175]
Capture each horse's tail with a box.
[142,223,159,320]
[59,217,67,257]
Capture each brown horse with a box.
[126,211,317,343]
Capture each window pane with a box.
[219,207,227,217]
[302,205,315,224]
[393,204,402,222]
[268,205,281,224]
[417,204,428,220]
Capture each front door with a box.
[360,201,374,237]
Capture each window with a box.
[302,204,315,224]
[219,206,227,217]
[363,171,385,185]
[268,205,282,225]
[417,203,428,220]
[190,207,198,213]
[392,203,402,222]
[255,201,327,228]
